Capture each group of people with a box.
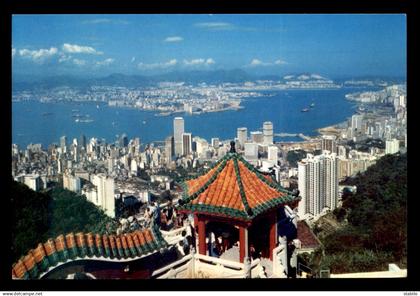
[143,200,189,231]
[206,231,232,258]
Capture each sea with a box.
[12,88,377,149]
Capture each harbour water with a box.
[12,88,373,148]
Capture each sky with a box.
[12,14,407,78]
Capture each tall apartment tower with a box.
[250,131,264,144]
[321,135,337,153]
[165,136,175,163]
[182,132,192,156]
[385,138,400,155]
[60,136,67,153]
[237,127,247,149]
[351,114,363,132]
[173,117,185,157]
[263,121,274,145]
[298,152,339,218]
[92,174,115,218]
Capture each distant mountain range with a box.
[13,69,402,91]
[13,69,255,90]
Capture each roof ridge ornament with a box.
[230,141,236,153]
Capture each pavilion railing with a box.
[151,250,267,279]
[272,243,288,278]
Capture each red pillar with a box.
[269,212,277,260]
[239,226,248,263]
[197,216,207,256]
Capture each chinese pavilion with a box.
[177,142,300,263]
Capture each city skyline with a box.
[12,14,406,78]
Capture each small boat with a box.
[142,120,146,124]
[96,104,100,109]
[310,102,315,108]
[301,108,309,112]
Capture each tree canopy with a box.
[11,181,117,263]
[319,153,407,273]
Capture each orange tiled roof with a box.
[178,151,297,221]
[11,226,166,280]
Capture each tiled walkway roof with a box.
[178,152,298,221]
[12,225,167,280]
[297,221,322,250]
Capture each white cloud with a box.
[82,18,129,25]
[183,58,215,66]
[138,59,178,70]
[58,54,72,63]
[250,59,264,66]
[248,58,287,67]
[194,22,234,30]
[62,43,103,55]
[164,36,183,43]
[12,48,16,58]
[18,47,58,62]
[73,58,86,66]
[96,58,115,66]
[184,58,205,66]
[274,59,287,65]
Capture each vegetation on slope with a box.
[319,153,407,274]
[11,181,116,263]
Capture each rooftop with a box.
[178,144,298,221]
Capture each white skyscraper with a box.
[173,117,185,157]
[250,131,264,144]
[351,114,363,132]
[237,127,247,149]
[92,174,115,218]
[298,152,339,218]
[385,138,400,155]
[267,145,279,164]
[63,173,81,194]
[60,136,67,153]
[263,122,274,145]
[211,138,220,148]
[24,174,41,192]
[244,142,258,164]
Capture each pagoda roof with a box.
[177,150,299,221]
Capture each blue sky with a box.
[12,14,406,78]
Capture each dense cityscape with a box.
[11,14,407,281]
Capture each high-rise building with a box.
[63,173,81,193]
[79,134,87,150]
[321,135,337,153]
[237,127,247,149]
[263,122,274,145]
[244,142,258,162]
[267,145,279,164]
[211,138,220,148]
[182,133,192,156]
[24,174,41,192]
[351,114,363,132]
[298,152,339,218]
[173,117,185,156]
[92,174,115,218]
[165,136,175,163]
[250,131,264,144]
[194,137,209,159]
[119,133,128,148]
[60,136,67,153]
[385,138,400,155]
